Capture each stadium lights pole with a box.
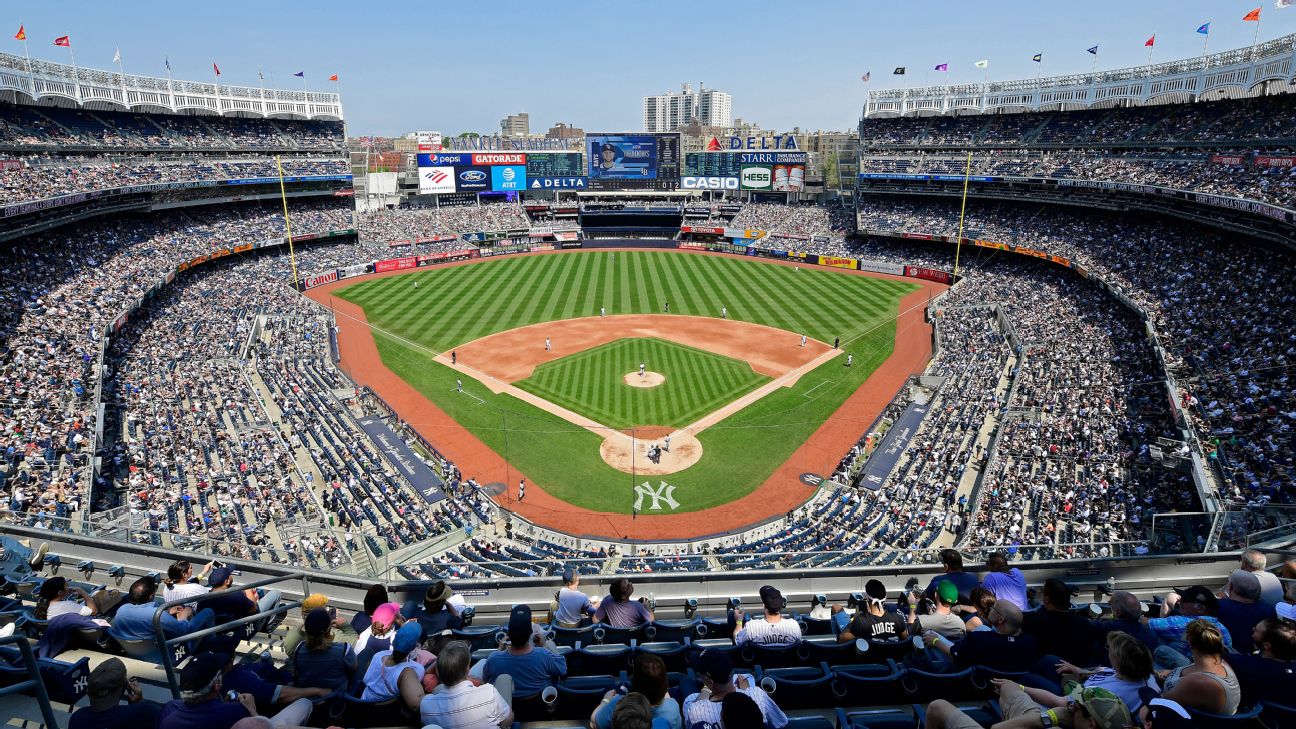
[951,150,973,281]
[274,155,300,288]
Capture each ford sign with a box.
[459,170,486,182]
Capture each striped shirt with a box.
[683,677,788,728]
[734,616,802,646]
[419,680,511,729]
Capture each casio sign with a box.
[682,176,738,190]
[459,170,486,182]
[741,168,772,189]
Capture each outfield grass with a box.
[515,337,770,429]
[339,252,918,516]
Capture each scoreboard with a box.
[526,153,584,178]
[586,133,681,190]
[685,153,742,178]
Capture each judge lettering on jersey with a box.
[837,579,910,643]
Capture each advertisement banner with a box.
[526,176,588,190]
[818,256,859,270]
[419,166,456,194]
[1050,254,1071,267]
[414,235,459,244]
[857,402,928,491]
[905,266,954,284]
[900,232,934,241]
[681,226,725,235]
[232,243,253,254]
[418,152,472,166]
[491,165,526,191]
[388,239,413,247]
[0,159,23,170]
[1209,154,1245,166]
[723,228,767,240]
[374,256,418,273]
[338,262,372,279]
[1254,155,1296,168]
[681,176,738,190]
[1016,247,1048,259]
[738,152,808,165]
[771,164,805,192]
[357,416,445,504]
[858,260,905,276]
[976,240,1010,251]
[740,165,773,191]
[415,131,442,152]
[302,271,340,290]
[558,239,583,248]
[471,153,526,166]
[588,135,658,180]
[455,166,491,192]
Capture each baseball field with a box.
[329,250,919,523]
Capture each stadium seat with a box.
[313,693,419,728]
[552,623,596,648]
[835,707,917,729]
[556,675,618,719]
[912,701,1002,729]
[568,643,633,676]
[784,716,835,729]
[1184,703,1263,728]
[741,640,807,669]
[802,635,856,665]
[592,623,643,645]
[801,615,836,636]
[644,618,705,643]
[635,641,689,672]
[755,663,834,709]
[1259,701,1296,729]
[828,662,904,705]
[451,624,504,650]
[900,666,980,703]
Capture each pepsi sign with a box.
[528,176,588,189]
[456,166,490,192]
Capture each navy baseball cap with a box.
[508,604,533,644]
[687,648,733,683]
[179,652,226,692]
[1138,687,1194,729]
[207,566,233,587]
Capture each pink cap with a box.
[372,602,401,628]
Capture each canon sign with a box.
[682,176,738,190]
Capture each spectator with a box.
[837,579,907,643]
[40,576,106,619]
[1145,586,1233,665]
[1089,591,1159,660]
[68,657,159,729]
[681,649,786,728]
[719,693,763,729]
[1240,550,1283,606]
[591,653,681,729]
[927,683,1131,729]
[1023,578,1092,665]
[157,652,256,729]
[552,568,597,628]
[593,577,654,630]
[610,692,663,729]
[352,584,390,633]
[110,576,214,649]
[359,621,425,708]
[1225,617,1296,706]
[1216,570,1274,654]
[1153,619,1240,716]
[924,550,980,603]
[480,605,567,698]
[958,587,998,632]
[289,607,357,693]
[282,594,355,656]
[925,599,1039,673]
[733,585,801,647]
[1036,631,1156,713]
[982,552,1028,609]
[419,640,513,729]
[355,602,402,654]
[162,561,213,607]
[909,580,967,642]
[203,566,281,626]
[405,581,462,642]
[204,634,328,718]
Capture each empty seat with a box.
[756,663,834,709]
[569,643,633,676]
[645,619,705,643]
[829,662,904,706]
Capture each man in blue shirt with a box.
[980,552,1027,610]
[923,549,981,603]
[1144,585,1233,666]
[482,604,567,697]
[203,567,281,629]
[157,652,255,729]
[552,569,598,628]
[110,576,214,654]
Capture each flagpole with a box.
[1201,23,1210,59]
[165,60,176,113]
[212,66,222,116]
[20,33,33,98]
[66,42,81,103]
[115,49,128,108]
[1251,13,1263,61]
[302,74,309,116]
[952,150,973,281]
[258,70,267,117]
[1147,35,1154,66]
[275,154,300,288]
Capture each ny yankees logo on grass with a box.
[634,480,679,511]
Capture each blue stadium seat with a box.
[593,623,643,645]
[556,675,617,719]
[784,716,835,729]
[451,624,503,650]
[900,666,980,703]
[828,662,904,705]
[1184,703,1263,728]
[636,641,689,673]
[802,635,856,666]
[644,618,705,643]
[741,640,806,669]
[756,663,834,709]
[835,707,917,729]
[568,643,633,676]
[313,694,418,728]
[1259,701,1296,728]
[552,623,596,648]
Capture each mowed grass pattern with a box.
[336,251,914,350]
[516,338,770,429]
[338,252,919,515]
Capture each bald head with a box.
[1111,590,1142,622]
[992,599,1023,634]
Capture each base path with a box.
[306,248,946,541]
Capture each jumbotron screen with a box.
[525,152,584,178]
[586,133,680,190]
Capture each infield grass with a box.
[515,337,770,429]
[338,251,918,517]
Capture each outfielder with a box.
[846,354,854,367]
[600,306,606,317]
[721,306,727,319]
[456,378,463,393]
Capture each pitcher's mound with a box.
[600,430,701,475]
[624,371,665,388]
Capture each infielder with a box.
[846,354,854,367]
[664,434,671,452]
[664,302,670,314]
[545,337,551,351]
[639,362,646,377]
[451,350,456,365]
[517,478,526,501]
[456,378,463,392]
[800,334,807,348]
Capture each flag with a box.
[14,25,25,41]
[53,35,69,47]
[165,57,171,71]
[1197,23,1210,34]
[258,69,264,80]
[934,63,948,71]
[1032,53,1042,62]
[1243,7,1261,21]
[328,73,338,81]
[212,62,221,76]
[893,67,906,75]
[1145,35,1155,47]
[974,59,989,69]
[113,48,120,63]
[1087,45,1099,54]
[293,71,304,77]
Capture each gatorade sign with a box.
[740,165,772,190]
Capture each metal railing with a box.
[0,634,60,728]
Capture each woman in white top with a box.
[360,622,425,711]
[161,560,212,607]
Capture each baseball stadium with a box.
[1,4,1296,728]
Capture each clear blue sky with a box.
[15,1,1296,136]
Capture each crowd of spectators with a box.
[356,204,530,244]
[726,202,855,245]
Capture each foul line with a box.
[801,380,835,399]
[459,390,485,405]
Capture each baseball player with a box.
[414,279,419,289]
[846,354,854,367]
[451,350,456,365]
[721,306,727,319]
[600,306,606,317]
[639,362,646,377]
[518,479,526,501]
[800,334,807,348]
[664,434,671,452]
[456,378,463,393]
[545,337,552,352]
[664,302,670,314]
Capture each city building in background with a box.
[643,83,733,133]
[546,122,585,141]
[500,112,530,137]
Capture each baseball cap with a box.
[936,580,959,605]
[179,652,226,692]
[1276,602,1296,622]
[304,607,331,637]
[392,621,422,653]
[37,576,66,600]
[759,585,783,613]
[1137,687,1194,729]
[202,633,239,656]
[864,579,887,604]
[301,593,329,613]
[1043,578,1078,606]
[87,657,128,711]
[687,648,733,683]
[561,568,576,584]
[507,604,533,644]
[1174,585,1219,612]
[207,566,233,587]
[371,602,400,629]
[1068,686,1132,729]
